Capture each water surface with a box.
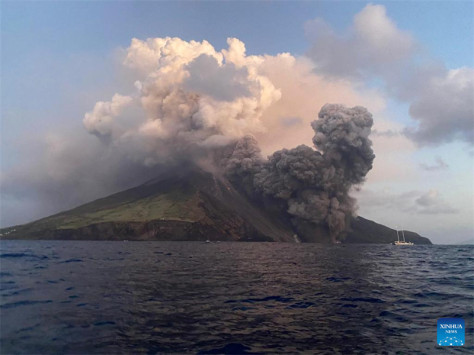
[1,241,472,354]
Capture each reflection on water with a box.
[1,241,473,354]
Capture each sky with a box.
[1,0,473,244]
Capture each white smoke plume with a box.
[83,37,281,165]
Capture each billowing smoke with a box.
[82,37,281,166]
[222,104,375,241]
[82,37,375,240]
[2,37,376,237]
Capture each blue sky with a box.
[3,1,473,64]
[1,1,473,243]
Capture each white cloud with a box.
[353,4,415,66]
[305,4,474,146]
[83,37,283,165]
[83,94,134,137]
[305,4,416,79]
[406,67,474,144]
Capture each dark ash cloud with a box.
[222,104,375,241]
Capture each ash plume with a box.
[86,39,377,244]
[2,37,376,236]
[82,37,281,167]
[222,104,375,241]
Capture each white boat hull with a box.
[394,241,414,246]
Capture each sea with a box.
[0,241,472,354]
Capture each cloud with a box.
[419,157,449,171]
[415,190,458,214]
[83,94,134,137]
[406,67,474,145]
[356,188,458,215]
[84,36,387,163]
[184,54,251,102]
[305,4,474,146]
[305,4,416,80]
[85,37,283,166]
[123,37,220,76]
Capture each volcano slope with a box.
[1,167,431,244]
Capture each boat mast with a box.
[396,227,400,242]
[401,229,406,242]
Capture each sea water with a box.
[1,241,473,354]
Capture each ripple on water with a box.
[2,288,34,298]
[198,343,258,354]
[0,253,48,260]
[58,258,83,264]
[0,300,53,309]
[326,276,351,282]
[225,296,294,304]
[340,297,385,303]
[286,301,315,309]
[93,321,116,327]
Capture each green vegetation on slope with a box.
[56,191,204,229]
[5,175,206,235]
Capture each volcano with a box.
[1,167,431,244]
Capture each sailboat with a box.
[393,228,414,246]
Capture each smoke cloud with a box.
[82,37,376,240]
[83,37,281,166]
[222,104,375,241]
[1,37,377,236]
